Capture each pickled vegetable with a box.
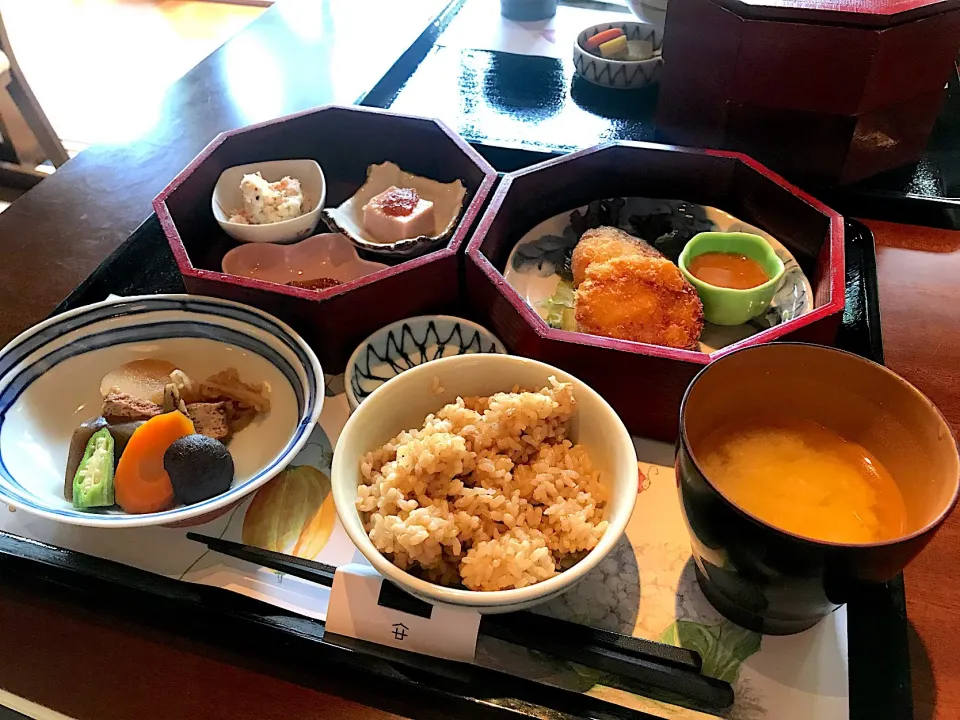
[585,28,624,50]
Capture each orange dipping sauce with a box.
[688,252,769,290]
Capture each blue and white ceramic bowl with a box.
[345,315,506,411]
[0,295,323,528]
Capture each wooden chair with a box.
[0,10,68,189]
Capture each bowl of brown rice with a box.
[331,353,639,613]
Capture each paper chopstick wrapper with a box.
[325,563,481,662]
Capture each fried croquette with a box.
[575,254,704,350]
[571,226,661,287]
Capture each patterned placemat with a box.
[0,374,848,719]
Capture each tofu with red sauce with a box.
[361,186,436,243]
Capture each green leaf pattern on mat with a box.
[659,620,762,684]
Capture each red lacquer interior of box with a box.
[465,142,844,439]
[153,105,497,369]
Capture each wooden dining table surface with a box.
[0,3,958,719]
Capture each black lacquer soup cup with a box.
[676,343,960,635]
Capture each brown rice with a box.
[355,378,608,591]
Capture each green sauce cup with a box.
[679,232,785,326]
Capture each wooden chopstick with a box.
[190,533,337,583]
[186,533,733,714]
[187,533,696,666]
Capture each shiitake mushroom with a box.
[162,434,235,505]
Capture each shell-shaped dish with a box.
[323,161,467,259]
[221,233,388,289]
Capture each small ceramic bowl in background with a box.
[677,343,960,634]
[678,232,785,326]
[573,21,663,90]
[221,232,388,289]
[212,159,326,244]
[345,315,506,411]
[627,0,668,36]
[0,294,324,528]
[333,353,639,613]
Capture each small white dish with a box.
[323,161,467,259]
[344,315,507,411]
[0,294,324,528]
[573,21,663,90]
[213,159,326,245]
[221,232,388,288]
[332,353,639,613]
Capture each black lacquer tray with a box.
[360,0,960,230]
[0,140,909,719]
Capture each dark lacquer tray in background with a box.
[362,0,960,231]
[0,141,909,720]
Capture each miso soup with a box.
[697,418,907,544]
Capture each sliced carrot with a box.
[114,411,195,514]
[585,28,624,50]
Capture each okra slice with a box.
[72,427,115,509]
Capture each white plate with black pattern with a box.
[503,197,813,353]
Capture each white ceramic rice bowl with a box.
[332,353,639,613]
[0,295,324,528]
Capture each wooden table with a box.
[864,218,960,720]
[0,3,957,719]
[0,0,453,344]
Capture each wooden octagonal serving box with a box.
[154,105,497,371]
[466,142,845,442]
[656,0,960,185]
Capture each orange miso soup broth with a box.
[696,418,908,544]
[688,252,769,290]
